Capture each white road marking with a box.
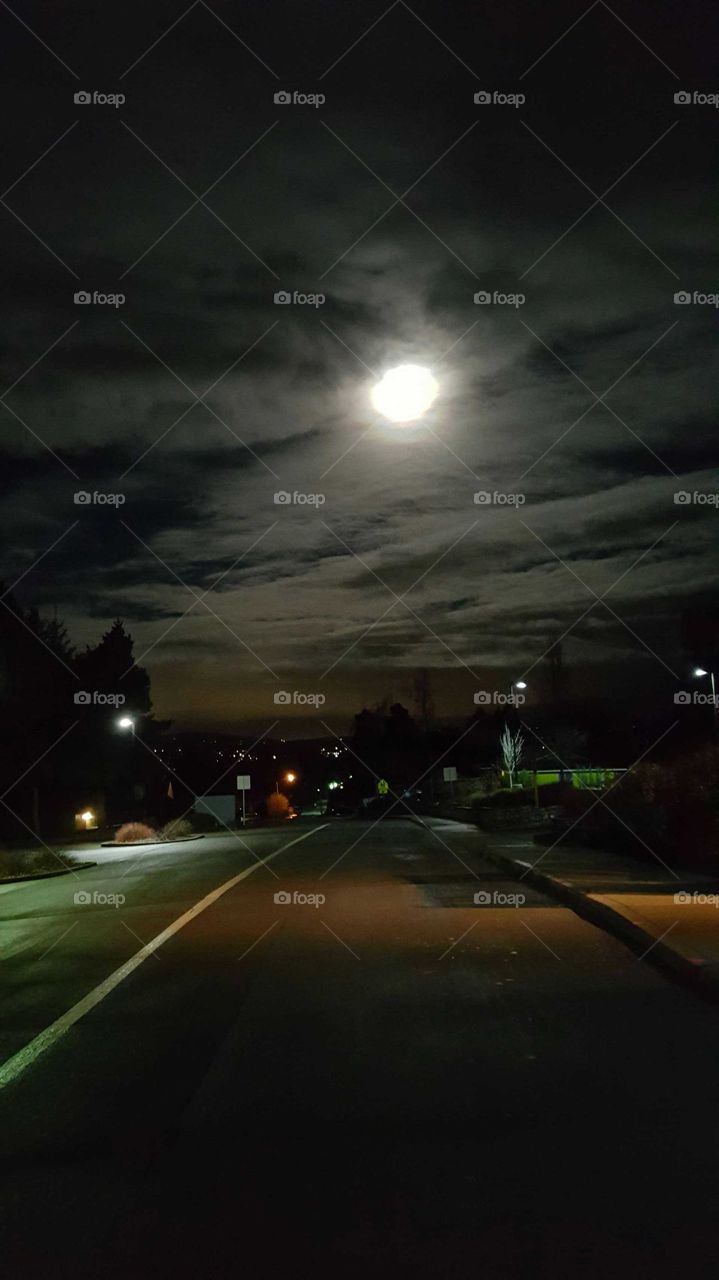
[0,824,328,1088]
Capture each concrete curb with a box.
[100,834,205,848]
[484,843,719,1006]
[0,860,97,885]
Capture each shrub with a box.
[266,791,290,819]
[482,788,534,809]
[0,847,74,879]
[114,822,159,844]
[555,749,719,866]
[160,817,194,841]
[190,811,221,832]
[536,780,574,805]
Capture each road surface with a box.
[1,817,718,1277]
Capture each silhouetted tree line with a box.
[0,586,167,840]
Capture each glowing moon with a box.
[371,364,439,423]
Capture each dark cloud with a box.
[0,0,717,726]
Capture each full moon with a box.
[371,364,439,423]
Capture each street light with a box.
[511,679,527,703]
[117,715,136,735]
[693,667,717,718]
[276,769,297,793]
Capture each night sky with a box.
[1,0,717,730]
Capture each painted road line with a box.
[0,824,328,1089]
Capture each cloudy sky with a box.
[1,0,717,729]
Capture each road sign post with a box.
[237,774,251,825]
[443,765,457,800]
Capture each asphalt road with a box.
[2,817,719,1277]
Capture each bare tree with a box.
[411,668,434,731]
[500,724,525,788]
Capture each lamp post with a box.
[509,680,530,795]
[117,715,136,737]
[693,668,718,720]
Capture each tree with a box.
[499,724,525,789]
[75,619,151,716]
[544,638,568,706]
[545,725,589,770]
[72,619,157,817]
[411,668,434,731]
[0,587,77,836]
[682,601,719,668]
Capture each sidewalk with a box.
[483,828,719,1000]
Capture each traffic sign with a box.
[236,775,251,825]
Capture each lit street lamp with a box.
[276,769,297,794]
[117,715,136,735]
[693,668,718,719]
[511,679,527,703]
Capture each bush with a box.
[536,780,575,805]
[481,788,534,809]
[114,822,159,844]
[0,847,74,879]
[555,748,719,867]
[266,792,290,819]
[160,817,194,841]
[190,811,221,832]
